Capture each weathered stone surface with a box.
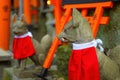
[2,68,35,80]
[13,67,41,78]
[109,45,120,67]
[0,49,11,61]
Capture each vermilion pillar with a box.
[54,0,62,34]
[23,0,31,24]
[31,0,39,23]
[31,0,38,7]
[14,0,19,10]
[0,0,11,50]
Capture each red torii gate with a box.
[0,0,11,50]
[13,0,39,25]
[39,0,113,77]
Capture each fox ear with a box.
[20,14,27,23]
[72,8,82,27]
[12,14,17,23]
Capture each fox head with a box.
[58,8,94,43]
[12,14,28,36]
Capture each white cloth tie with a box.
[72,39,104,52]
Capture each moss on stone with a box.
[2,68,12,80]
[56,44,72,80]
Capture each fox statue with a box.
[12,14,52,70]
[58,8,120,80]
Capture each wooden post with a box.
[92,7,104,37]
[81,9,88,16]
[54,0,62,34]
[23,0,31,24]
[31,0,39,23]
[43,8,71,68]
[14,0,19,10]
[31,0,38,7]
[0,0,11,50]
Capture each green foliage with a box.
[56,44,72,80]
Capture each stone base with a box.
[0,49,11,61]
[2,68,37,80]
[13,67,41,78]
[2,65,58,80]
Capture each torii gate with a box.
[38,0,114,78]
[13,0,39,25]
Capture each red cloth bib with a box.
[12,36,35,59]
[68,47,100,80]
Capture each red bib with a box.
[12,33,35,59]
[68,41,100,80]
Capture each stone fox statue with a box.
[58,8,120,80]
[12,14,52,69]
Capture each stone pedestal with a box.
[0,49,11,61]
[2,65,58,80]
[2,68,37,80]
